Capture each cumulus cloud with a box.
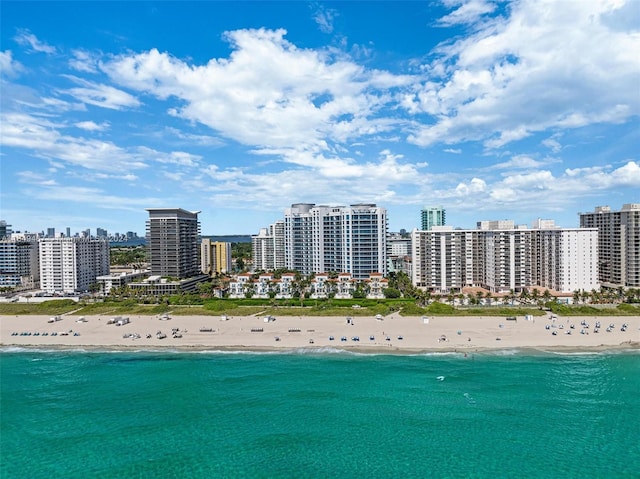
[408,0,640,148]
[101,28,414,156]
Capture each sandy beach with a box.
[2,311,639,353]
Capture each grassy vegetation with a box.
[2,297,639,317]
[548,303,640,317]
[0,300,79,316]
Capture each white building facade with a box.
[252,221,285,271]
[284,203,387,279]
[39,237,110,293]
[0,235,40,288]
[412,223,599,294]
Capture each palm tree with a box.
[485,291,493,306]
[531,288,540,307]
[573,290,581,305]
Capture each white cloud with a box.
[69,49,100,73]
[0,50,23,77]
[75,121,110,131]
[312,4,338,34]
[1,111,210,175]
[60,76,141,110]
[437,0,496,26]
[14,29,56,54]
[444,148,461,154]
[610,160,640,186]
[492,154,547,170]
[409,0,640,148]
[541,135,562,153]
[101,28,414,156]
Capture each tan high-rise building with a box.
[579,204,640,288]
[201,239,232,275]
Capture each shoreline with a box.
[2,343,639,356]
[2,312,638,355]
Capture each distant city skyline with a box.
[1,1,639,234]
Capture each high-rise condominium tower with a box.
[421,206,445,230]
[201,239,233,275]
[146,208,201,279]
[579,204,640,288]
[39,237,109,293]
[284,203,387,279]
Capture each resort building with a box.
[283,203,388,279]
[0,235,40,288]
[579,204,640,288]
[420,206,445,231]
[39,237,110,293]
[365,272,388,299]
[228,273,252,298]
[275,273,296,299]
[201,239,232,275]
[146,208,201,279]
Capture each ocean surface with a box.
[1,348,639,479]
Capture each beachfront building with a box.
[579,204,640,288]
[137,208,208,294]
[96,270,149,295]
[0,235,40,288]
[365,272,388,299]
[532,227,599,293]
[420,206,445,231]
[310,273,330,299]
[228,273,252,298]
[251,221,285,271]
[201,239,232,275]
[335,273,356,299]
[275,272,296,299]
[411,226,473,294]
[146,208,201,279]
[412,221,599,294]
[39,237,110,293]
[284,203,388,279]
[254,273,274,299]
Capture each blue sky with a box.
[1,1,639,236]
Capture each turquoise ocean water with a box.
[1,348,639,478]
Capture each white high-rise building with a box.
[0,236,39,288]
[412,223,599,294]
[252,221,285,272]
[284,203,388,279]
[532,228,599,293]
[39,237,110,293]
